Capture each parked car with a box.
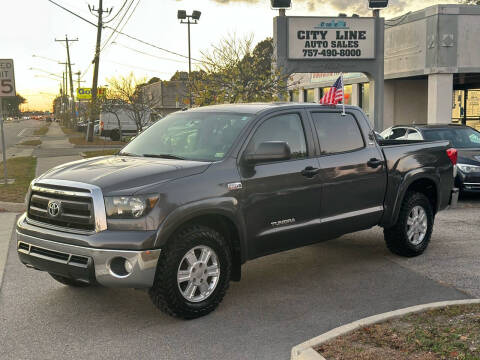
[100,108,150,141]
[381,124,480,193]
[17,104,457,319]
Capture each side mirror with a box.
[244,141,291,164]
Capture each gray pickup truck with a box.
[17,103,458,319]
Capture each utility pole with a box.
[87,0,112,141]
[56,36,78,125]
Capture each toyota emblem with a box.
[47,200,61,217]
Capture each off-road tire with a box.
[49,273,90,287]
[384,191,434,257]
[149,225,231,319]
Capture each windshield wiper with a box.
[142,154,186,160]
[117,152,138,157]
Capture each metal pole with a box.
[187,18,193,107]
[0,99,8,185]
[88,0,104,141]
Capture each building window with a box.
[289,89,299,102]
[344,85,352,105]
[304,88,315,103]
[360,83,370,115]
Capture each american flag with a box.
[320,75,344,105]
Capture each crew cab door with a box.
[239,110,322,258]
[309,110,386,236]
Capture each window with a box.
[290,89,299,102]
[407,129,423,140]
[422,127,480,148]
[360,83,370,116]
[344,85,353,105]
[119,112,253,161]
[311,112,364,155]
[304,88,315,103]
[248,113,307,159]
[381,127,407,140]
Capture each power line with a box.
[101,0,139,52]
[112,42,193,64]
[46,0,200,62]
[47,0,98,27]
[103,0,129,23]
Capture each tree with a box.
[460,0,480,4]
[3,94,26,117]
[106,72,159,133]
[192,35,288,106]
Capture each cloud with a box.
[191,0,445,17]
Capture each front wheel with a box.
[149,225,231,319]
[384,191,434,257]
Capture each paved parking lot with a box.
[0,197,478,359]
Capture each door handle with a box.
[301,166,320,178]
[367,158,384,168]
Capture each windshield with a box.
[119,111,254,161]
[422,127,480,149]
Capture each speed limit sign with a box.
[0,59,16,97]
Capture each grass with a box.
[316,304,480,360]
[68,136,126,146]
[18,139,41,146]
[33,124,50,136]
[61,126,126,146]
[82,149,118,158]
[0,156,37,203]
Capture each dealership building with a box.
[287,4,480,131]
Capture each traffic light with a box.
[368,0,389,8]
[271,0,292,9]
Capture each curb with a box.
[291,299,480,360]
[0,201,25,213]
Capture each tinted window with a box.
[120,112,253,161]
[311,113,364,155]
[248,113,307,159]
[422,127,480,148]
[383,127,407,140]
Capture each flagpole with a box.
[341,73,346,116]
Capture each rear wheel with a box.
[149,225,231,319]
[384,191,434,257]
[49,273,90,287]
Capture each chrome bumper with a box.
[16,230,161,288]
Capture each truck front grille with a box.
[27,185,95,231]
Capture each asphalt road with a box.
[2,198,479,359]
[0,119,43,153]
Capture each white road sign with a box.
[288,17,375,60]
[0,59,16,97]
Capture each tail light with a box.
[446,148,458,166]
[100,121,104,131]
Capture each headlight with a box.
[457,164,480,174]
[104,195,159,219]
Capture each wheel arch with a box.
[382,170,439,228]
[155,200,247,282]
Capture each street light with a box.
[368,0,389,17]
[178,10,201,107]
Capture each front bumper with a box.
[16,216,161,288]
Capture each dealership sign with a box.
[288,17,375,59]
[77,87,106,100]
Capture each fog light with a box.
[109,257,133,277]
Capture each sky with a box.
[2,0,455,111]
